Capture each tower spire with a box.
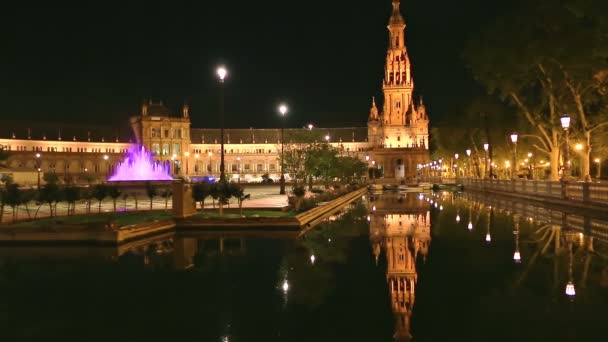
[389,0,405,27]
[369,96,379,121]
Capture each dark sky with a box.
[0,0,510,129]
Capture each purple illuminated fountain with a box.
[108,146,173,181]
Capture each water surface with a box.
[1,191,607,341]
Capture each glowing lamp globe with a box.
[513,251,521,263]
[565,281,576,297]
[560,115,571,129]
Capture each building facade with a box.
[0,0,429,185]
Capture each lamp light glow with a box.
[560,115,571,129]
[216,66,227,81]
[565,281,576,296]
[513,251,521,263]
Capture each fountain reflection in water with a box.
[108,146,173,181]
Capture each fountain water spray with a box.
[108,146,173,181]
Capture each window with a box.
[162,143,170,155]
[151,128,160,138]
[152,143,160,155]
[397,136,401,141]
[244,164,251,171]
[164,129,169,138]
[173,128,182,139]
[173,143,181,154]
[256,164,264,171]
[231,164,238,172]
[269,164,276,171]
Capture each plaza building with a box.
[0,0,429,185]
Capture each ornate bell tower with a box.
[383,0,413,128]
[365,0,430,180]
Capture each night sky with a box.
[0,0,511,129]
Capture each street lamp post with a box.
[561,115,571,181]
[483,143,490,178]
[103,154,109,179]
[466,148,472,178]
[194,153,200,174]
[184,151,190,175]
[595,158,601,179]
[527,152,534,180]
[237,156,241,184]
[510,133,518,180]
[371,160,376,179]
[35,153,41,189]
[454,153,459,178]
[217,66,227,182]
[278,104,288,195]
[207,151,213,175]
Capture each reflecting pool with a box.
[1,191,607,341]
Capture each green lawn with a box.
[2,210,173,228]
[0,209,294,229]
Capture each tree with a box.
[160,188,172,209]
[282,130,325,187]
[0,174,13,223]
[0,147,9,168]
[307,144,339,188]
[145,182,158,210]
[107,185,122,212]
[43,172,60,185]
[214,180,232,216]
[4,183,21,222]
[229,183,250,216]
[192,182,211,210]
[464,0,608,181]
[38,182,61,217]
[64,185,80,215]
[334,156,367,183]
[122,193,129,211]
[92,184,107,213]
[81,188,94,214]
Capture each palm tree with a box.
[92,184,108,213]
[38,182,60,217]
[107,185,122,212]
[230,183,249,216]
[131,192,139,211]
[160,188,172,209]
[64,185,80,215]
[4,183,21,222]
[145,182,158,210]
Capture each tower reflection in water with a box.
[368,191,430,342]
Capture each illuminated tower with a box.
[366,0,430,180]
[383,0,412,128]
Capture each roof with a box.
[0,120,135,143]
[190,127,368,144]
[145,102,174,117]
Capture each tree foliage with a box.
[464,0,608,180]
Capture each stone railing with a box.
[461,178,608,206]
